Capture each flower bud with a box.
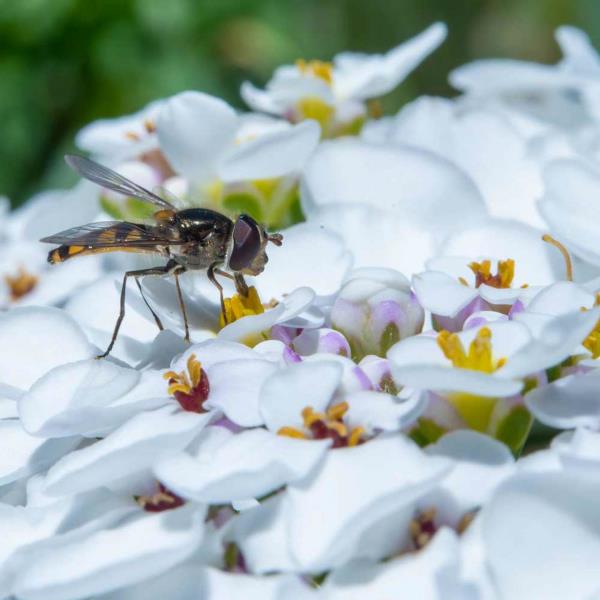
[331,268,424,360]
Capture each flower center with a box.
[410,507,437,550]
[136,483,184,512]
[295,59,333,84]
[437,327,506,373]
[583,293,600,359]
[4,267,38,301]
[219,286,265,328]
[163,354,210,413]
[468,259,515,288]
[277,401,366,448]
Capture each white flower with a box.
[241,23,447,135]
[156,91,320,186]
[76,99,164,162]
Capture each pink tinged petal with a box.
[286,436,451,572]
[483,472,600,600]
[155,429,329,504]
[344,390,426,432]
[42,406,213,497]
[156,91,238,182]
[334,22,447,100]
[413,271,478,317]
[204,359,279,427]
[0,421,80,486]
[463,310,509,330]
[293,328,351,357]
[433,297,490,333]
[502,308,600,378]
[219,120,320,182]
[427,430,515,515]
[9,505,205,600]
[322,528,464,600]
[20,360,169,438]
[0,307,94,391]
[259,361,343,432]
[525,370,600,429]
[301,140,486,239]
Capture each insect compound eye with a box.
[229,215,262,271]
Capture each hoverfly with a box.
[41,155,283,358]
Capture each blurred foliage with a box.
[1,0,599,206]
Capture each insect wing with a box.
[40,221,177,248]
[65,155,175,210]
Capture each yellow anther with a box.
[164,354,203,396]
[302,406,325,427]
[583,323,600,359]
[220,286,265,328]
[326,401,349,421]
[144,119,156,133]
[542,234,573,282]
[469,259,515,289]
[5,267,38,301]
[437,327,506,374]
[347,426,365,447]
[295,59,333,84]
[458,276,469,287]
[277,426,308,439]
[327,421,348,438]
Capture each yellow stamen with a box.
[137,491,176,508]
[458,276,469,286]
[124,131,140,141]
[144,119,156,133]
[220,286,265,328]
[437,327,506,374]
[163,354,203,396]
[347,426,365,447]
[583,322,600,359]
[4,267,38,301]
[327,421,348,437]
[302,406,324,427]
[542,234,573,282]
[326,401,349,421]
[295,59,333,84]
[277,426,308,439]
[295,97,335,129]
[468,259,515,288]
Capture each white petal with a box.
[483,471,600,600]
[260,361,343,432]
[220,120,320,182]
[527,281,595,315]
[205,359,279,427]
[525,370,600,429]
[218,305,285,346]
[427,430,515,514]
[9,506,205,600]
[155,428,329,503]
[413,271,478,317]
[20,360,170,437]
[254,223,352,300]
[42,406,212,497]
[311,204,436,275]
[301,139,487,238]
[441,219,563,285]
[0,420,80,486]
[156,91,237,182]
[0,307,94,390]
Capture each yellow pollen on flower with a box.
[4,267,38,301]
[437,327,506,374]
[468,259,515,289]
[163,354,203,396]
[219,286,265,328]
[144,119,156,133]
[295,97,335,129]
[583,322,600,359]
[295,59,333,84]
[542,234,573,282]
[278,401,365,447]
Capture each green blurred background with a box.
[1,0,599,206]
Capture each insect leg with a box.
[134,278,164,332]
[207,263,227,324]
[234,273,249,297]
[98,265,170,359]
[172,267,190,343]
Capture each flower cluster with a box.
[2,21,600,600]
